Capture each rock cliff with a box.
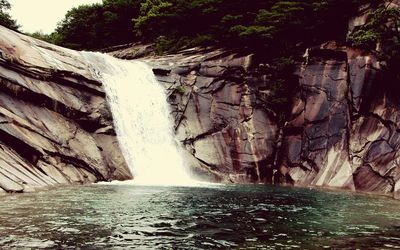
[0,26,131,193]
[132,49,279,183]
[0,1,398,200]
[279,44,399,199]
[109,3,400,198]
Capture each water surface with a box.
[0,184,399,249]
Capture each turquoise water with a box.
[0,184,399,249]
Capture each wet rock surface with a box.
[0,26,131,193]
[136,48,279,183]
[278,43,400,198]
[112,41,400,198]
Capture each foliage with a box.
[53,0,142,50]
[22,0,371,54]
[175,85,186,95]
[348,2,400,84]
[349,29,379,48]
[154,34,214,55]
[0,0,19,31]
[27,31,60,44]
[134,0,368,55]
[154,36,189,55]
[263,56,297,124]
[348,3,400,50]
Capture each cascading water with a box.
[83,52,193,185]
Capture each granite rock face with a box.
[278,44,400,198]
[0,26,131,193]
[279,47,353,188]
[1,1,399,200]
[112,41,400,198]
[139,49,279,183]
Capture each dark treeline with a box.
[25,0,389,54]
[1,0,398,59]
[0,0,19,31]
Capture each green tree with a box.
[42,0,375,55]
[0,0,19,31]
[54,4,104,49]
[348,3,400,50]
[27,31,61,44]
[54,0,142,50]
[349,2,400,85]
[134,0,368,55]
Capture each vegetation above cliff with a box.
[0,0,18,31]
[348,2,400,83]
[26,1,399,64]
[29,0,368,53]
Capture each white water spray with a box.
[83,53,192,185]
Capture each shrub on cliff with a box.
[348,2,400,83]
[348,3,400,51]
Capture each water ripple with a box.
[0,184,398,249]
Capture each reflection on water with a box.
[0,184,399,249]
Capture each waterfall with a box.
[83,53,192,185]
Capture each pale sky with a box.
[9,0,103,34]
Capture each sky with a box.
[8,0,103,34]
